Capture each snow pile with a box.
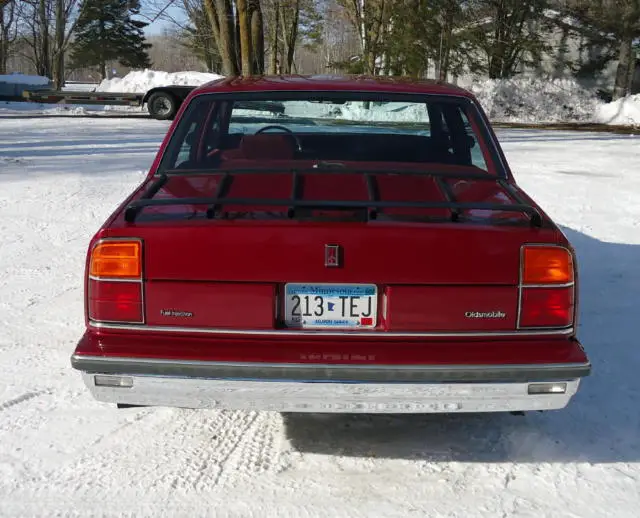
[465,77,601,123]
[595,94,640,126]
[4,67,640,127]
[338,101,429,122]
[97,70,223,93]
[0,73,51,86]
[279,100,429,123]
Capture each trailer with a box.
[4,85,195,120]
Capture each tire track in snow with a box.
[217,411,290,489]
[190,410,259,491]
[137,409,290,494]
[0,390,49,412]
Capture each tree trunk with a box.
[99,20,106,79]
[249,0,264,74]
[205,0,239,75]
[268,0,279,74]
[0,43,6,75]
[438,3,455,82]
[0,6,5,75]
[38,0,51,78]
[614,34,633,100]
[0,21,5,75]
[280,0,299,74]
[627,52,636,94]
[52,0,65,89]
[236,0,252,75]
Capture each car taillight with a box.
[518,245,575,329]
[88,239,143,324]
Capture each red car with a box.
[71,76,590,413]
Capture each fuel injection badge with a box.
[160,309,194,318]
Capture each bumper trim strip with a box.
[71,355,591,383]
[89,321,574,338]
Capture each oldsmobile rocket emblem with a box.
[325,244,341,267]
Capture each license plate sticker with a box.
[284,283,377,329]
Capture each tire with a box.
[147,91,178,120]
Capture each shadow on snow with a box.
[496,128,640,144]
[284,226,640,464]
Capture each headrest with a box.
[239,134,295,160]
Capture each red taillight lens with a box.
[519,287,574,328]
[88,279,143,323]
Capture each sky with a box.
[141,1,187,36]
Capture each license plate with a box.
[284,283,377,329]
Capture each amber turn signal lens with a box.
[90,241,141,279]
[522,246,573,285]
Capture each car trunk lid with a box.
[98,170,565,333]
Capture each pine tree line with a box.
[70,0,151,79]
[172,0,640,98]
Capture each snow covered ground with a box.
[0,117,639,517]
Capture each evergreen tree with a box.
[70,0,151,79]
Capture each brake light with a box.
[519,287,574,328]
[88,239,144,324]
[518,245,575,329]
[88,279,143,323]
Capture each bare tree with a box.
[316,0,359,73]
[250,0,264,72]
[279,0,300,73]
[17,0,87,86]
[203,0,238,74]
[0,0,19,74]
[266,0,280,73]
[337,0,392,74]
[179,0,221,71]
[148,30,207,71]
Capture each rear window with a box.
[157,92,497,175]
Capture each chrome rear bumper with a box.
[73,355,588,413]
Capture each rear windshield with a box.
[157,92,497,175]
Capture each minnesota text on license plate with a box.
[284,284,378,329]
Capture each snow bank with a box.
[5,68,640,127]
[96,70,223,93]
[465,77,601,123]
[595,94,640,126]
[339,101,429,122]
[0,73,51,86]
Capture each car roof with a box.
[193,75,475,98]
